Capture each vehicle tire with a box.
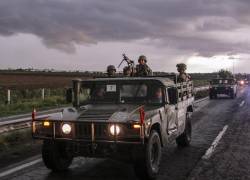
[176,113,192,147]
[209,93,213,99]
[42,140,73,171]
[134,130,162,180]
[230,92,235,99]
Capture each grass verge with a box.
[195,90,209,100]
[0,96,68,117]
[0,129,42,169]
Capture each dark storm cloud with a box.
[0,0,250,55]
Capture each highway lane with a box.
[189,86,250,180]
[0,86,248,180]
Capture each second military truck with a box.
[32,75,194,180]
[209,78,237,99]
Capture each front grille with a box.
[75,123,92,139]
[95,123,108,138]
[215,87,231,93]
[75,123,109,139]
[217,87,226,90]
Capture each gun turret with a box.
[118,54,134,68]
[118,54,136,76]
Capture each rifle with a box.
[117,53,135,68]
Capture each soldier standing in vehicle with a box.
[123,66,135,77]
[176,63,191,82]
[106,65,116,77]
[135,55,152,76]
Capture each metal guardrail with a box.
[0,113,61,134]
[194,86,210,93]
[194,96,209,104]
[0,86,209,134]
[0,107,66,123]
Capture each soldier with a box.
[135,55,152,76]
[151,87,163,103]
[123,66,134,77]
[106,65,116,77]
[176,63,191,82]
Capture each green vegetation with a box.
[0,88,69,117]
[195,90,209,100]
[0,129,41,168]
[0,129,32,151]
[0,96,68,117]
[218,69,233,78]
[193,79,210,87]
[193,80,210,100]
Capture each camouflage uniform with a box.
[135,55,152,76]
[107,65,116,77]
[123,66,133,77]
[176,63,191,82]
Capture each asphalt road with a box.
[1,86,248,180]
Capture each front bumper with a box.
[210,87,233,95]
[32,120,144,145]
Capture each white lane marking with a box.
[239,100,245,107]
[202,125,228,160]
[0,158,42,178]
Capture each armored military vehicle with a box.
[32,75,194,180]
[209,78,237,99]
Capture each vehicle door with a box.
[176,86,187,131]
[164,87,178,136]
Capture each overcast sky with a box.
[0,0,250,73]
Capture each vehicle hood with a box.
[49,104,160,123]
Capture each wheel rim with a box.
[150,136,160,171]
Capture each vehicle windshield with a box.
[211,79,235,85]
[120,84,148,103]
[78,81,163,105]
[78,83,118,104]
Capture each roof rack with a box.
[93,73,178,81]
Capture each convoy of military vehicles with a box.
[31,55,241,180]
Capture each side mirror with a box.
[66,88,73,103]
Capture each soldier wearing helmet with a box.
[176,63,191,82]
[123,66,133,77]
[135,55,152,76]
[107,65,116,77]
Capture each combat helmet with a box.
[107,65,116,72]
[138,55,147,63]
[176,63,187,72]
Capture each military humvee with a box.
[209,78,237,99]
[32,75,194,180]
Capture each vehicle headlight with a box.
[62,123,72,135]
[109,124,121,136]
